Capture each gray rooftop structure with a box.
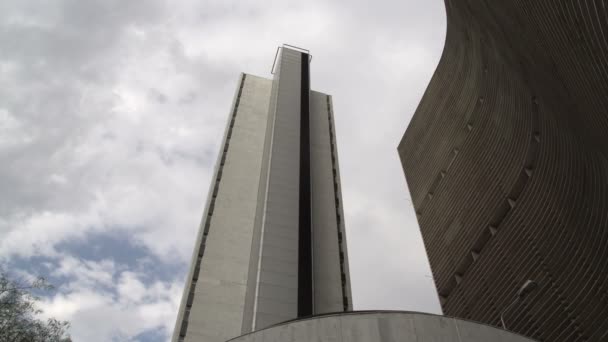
[229,311,537,342]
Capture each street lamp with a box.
[500,279,538,330]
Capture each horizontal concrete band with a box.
[228,311,536,342]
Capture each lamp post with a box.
[500,279,538,330]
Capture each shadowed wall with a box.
[399,1,608,341]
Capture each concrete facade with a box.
[172,46,351,342]
[399,1,608,341]
[229,311,536,342]
[247,47,302,329]
[310,91,352,314]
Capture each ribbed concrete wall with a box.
[399,1,608,341]
[229,311,535,342]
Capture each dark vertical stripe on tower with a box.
[298,52,313,317]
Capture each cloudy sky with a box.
[0,0,446,340]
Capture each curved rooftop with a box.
[228,311,536,342]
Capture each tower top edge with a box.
[281,44,310,54]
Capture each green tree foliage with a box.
[0,271,71,342]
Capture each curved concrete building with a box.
[229,311,536,342]
[399,1,608,341]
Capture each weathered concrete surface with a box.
[399,1,608,341]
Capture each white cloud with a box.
[38,257,181,342]
[0,108,33,149]
[118,271,147,303]
[53,256,117,289]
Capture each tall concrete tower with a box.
[172,45,352,342]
